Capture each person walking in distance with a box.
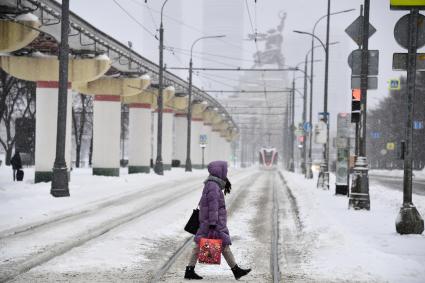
[10,151,22,181]
[184,160,251,280]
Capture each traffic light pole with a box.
[395,8,424,235]
[349,0,371,210]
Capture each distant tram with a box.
[259,148,278,169]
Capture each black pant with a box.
[13,169,16,181]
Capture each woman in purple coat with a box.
[185,161,251,280]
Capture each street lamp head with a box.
[341,8,355,13]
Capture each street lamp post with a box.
[185,35,225,172]
[51,0,70,197]
[154,0,169,175]
[294,7,355,182]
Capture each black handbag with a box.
[184,208,200,235]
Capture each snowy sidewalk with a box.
[282,171,425,283]
[0,167,209,233]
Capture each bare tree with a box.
[71,93,93,168]
[0,69,36,165]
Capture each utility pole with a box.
[51,0,70,197]
[289,78,295,172]
[392,3,424,234]
[302,56,308,175]
[185,57,193,172]
[154,0,169,175]
[350,0,371,209]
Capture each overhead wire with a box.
[244,0,268,104]
[128,0,253,57]
[111,0,186,69]
[111,0,158,40]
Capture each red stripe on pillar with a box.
[129,103,151,109]
[37,81,71,88]
[95,95,121,102]
[192,118,203,122]
[175,113,186,117]
[154,109,174,113]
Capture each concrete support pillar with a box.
[191,118,204,169]
[34,81,72,183]
[201,123,212,165]
[92,95,121,176]
[209,129,221,162]
[153,108,174,170]
[173,113,187,167]
[128,103,152,173]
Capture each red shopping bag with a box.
[198,237,222,265]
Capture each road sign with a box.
[199,134,208,145]
[295,128,304,137]
[387,142,396,151]
[392,53,425,71]
[394,13,425,49]
[371,131,381,139]
[391,0,425,10]
[388,79,401,90]
[345,16,377,46]
[303,122,312,133]
[314,120,327,144]
[348,49,379,75]
[413,120,424,129]
[351,76,378,89]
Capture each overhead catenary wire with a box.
[112,0,158,40]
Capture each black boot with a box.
[231,264,251,280]
[184,266,203,280]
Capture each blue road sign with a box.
[413,121,424,130]
[303,122,312,133]
[371,132,381,139]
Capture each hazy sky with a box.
[68,0,424,128]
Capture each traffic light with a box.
[351,88,361,123]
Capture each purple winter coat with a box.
[194,161,231,246]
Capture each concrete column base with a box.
[35,171,70,183]
[396,205,424,235]
[128,166,150,174]
[35,171,53,183]
[93,168,120,177]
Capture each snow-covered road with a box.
[1,167,425,282]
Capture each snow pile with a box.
[282,171,425,283]
[95,54,110,61]
[16,13,39,22]
[370,169,425,180]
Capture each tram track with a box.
[0,177,203,240]
[151,170,284,283]
[149,171,263,283]
[0,171,249,283]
